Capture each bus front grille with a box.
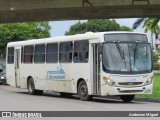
[119,90,143,93]
[118,82,143,86]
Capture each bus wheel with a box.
[28,77,37,95]
[120,95,135,102]
[78,81,92,101]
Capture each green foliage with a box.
[65,22,87,35]
[120,26,132,31]
[133,18,160,34]
[65,19,131,35]
[157,48,160,51]
[153,62,160,70]
[0,22,51,50]
[137,75,160,98]
[152,52,160,70]
[152,52,159,62]
[152,51,160,70]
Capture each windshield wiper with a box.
[115,42,125,59]
[133,42,138,65]
[115,42,126,68]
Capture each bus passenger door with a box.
[93,44,101,94]
[15,48,21,87]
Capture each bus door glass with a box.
[93,44,101,94]
[15,48,21,87]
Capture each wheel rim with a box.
[80,84,87,97]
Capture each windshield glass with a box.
[103,43,152,74]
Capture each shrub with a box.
[153,62,160,70]
[157,48,160,51]
[152,52,159,62]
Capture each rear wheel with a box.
[120,95,135,102]
[28,77,36,95]
[78,81,92,101]
[27,77,43,95]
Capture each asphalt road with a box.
[0,85,159,120]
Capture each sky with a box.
[49,18,146,37]
[49,18,153,44]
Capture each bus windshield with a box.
[102,42,152,74]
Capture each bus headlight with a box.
[106,79,116,86]
[145,76,153,85]
[1,76,4,79]
[102,76,116,86]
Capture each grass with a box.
[136,74,160,99]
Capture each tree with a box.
[132,18,160,30]
[152,52,160,70]
[120,26,132,31]
[65,22,87,35]
[132,18,160,49]
[65,19,131,35]
[0,22,51,56]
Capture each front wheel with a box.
[78,81,92,101]
[120,95,135,102]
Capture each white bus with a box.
[6,32,153,102]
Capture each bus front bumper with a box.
[101,84,153,96]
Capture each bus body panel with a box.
[70,63,91,94]
[34,64,48,90]
[20,64,35,88]
[6,64,15,86]
[46,63,59,91]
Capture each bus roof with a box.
[7,31,147,47]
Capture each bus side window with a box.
[46,43,58,63]
[74,52,78,62]
[34,44,45,63]
[59,41,73,63]
[85,52,89,62]
[23,45,34,63]
[7,47,14,64]
[74,40,89,63]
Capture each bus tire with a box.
[28,77,37,95]
[120,95,135,102]
[78,81,92,101]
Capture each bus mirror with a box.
[98,44,103,54]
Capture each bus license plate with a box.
[144,89,151,93]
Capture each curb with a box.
[103,96,160,103]
[134,97,160,103]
